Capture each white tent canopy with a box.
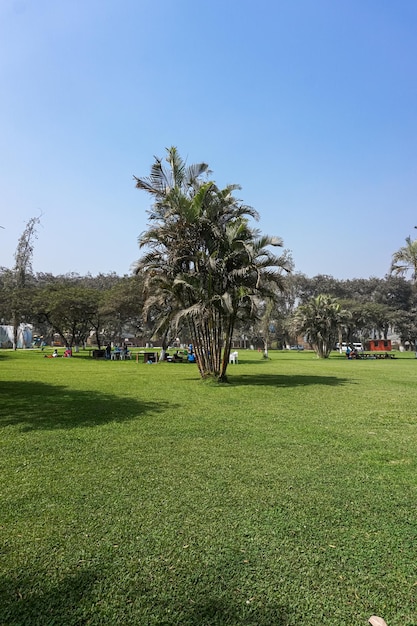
[0,324,33,348]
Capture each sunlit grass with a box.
[1,349,416,625]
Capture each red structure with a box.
[368,339,392,351]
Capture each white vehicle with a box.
[336,342,364,352]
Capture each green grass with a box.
[1,349,416,625]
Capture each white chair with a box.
[229,351,238,364]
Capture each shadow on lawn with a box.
[0,566,290,626]
[0,380,168,431]
[230,373,351,387]
[184,596,289,625]
[0,567,98,626]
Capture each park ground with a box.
[1,349,416,625]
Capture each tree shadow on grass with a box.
[229,373,352,388]
[182,596,290,626]
[0,564,291,626]
[0,567,99,626]
[0,381,169,431]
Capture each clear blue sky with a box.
[1,0,416,279]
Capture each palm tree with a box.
[294,294,344,358]
[390,236,417,282]
[133,146,210,217]
[134,147,291,381]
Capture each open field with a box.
[1,349,416,625]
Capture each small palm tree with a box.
[294,294,344,358]
[390,236,417,282]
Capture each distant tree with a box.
[342,277,382,301]
[14,217,40,286]
[268,272,304,348]
[391,308,417,348]
[294,294,345,358]
[7,216,41,348]
[359,301,396,340]
[0,268,14,323]
[258,298,274,358]
[100,275,147,345]
[297,274,345,302]
[34,282,99,348]
[391,236,417,282]
[335,298,369,343]
[374,275,413,311]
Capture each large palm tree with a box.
[134,147,291,381]
[390,236,417,282]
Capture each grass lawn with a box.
[1,348,416,625]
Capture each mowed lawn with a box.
[1,349,416,625]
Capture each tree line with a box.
[1,147,417,378]
[1,258,415,357]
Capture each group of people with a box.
[162,344,196,363]
[44,347,72,358]
[345,345,360,359]
[105,343,130,360]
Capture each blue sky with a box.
[1,0,416,279]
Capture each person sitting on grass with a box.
[44,348,59,359]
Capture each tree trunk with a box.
[95,327,102,349]
[219,315,235,382]
[159,328,170,362]
[12,312,18,350]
